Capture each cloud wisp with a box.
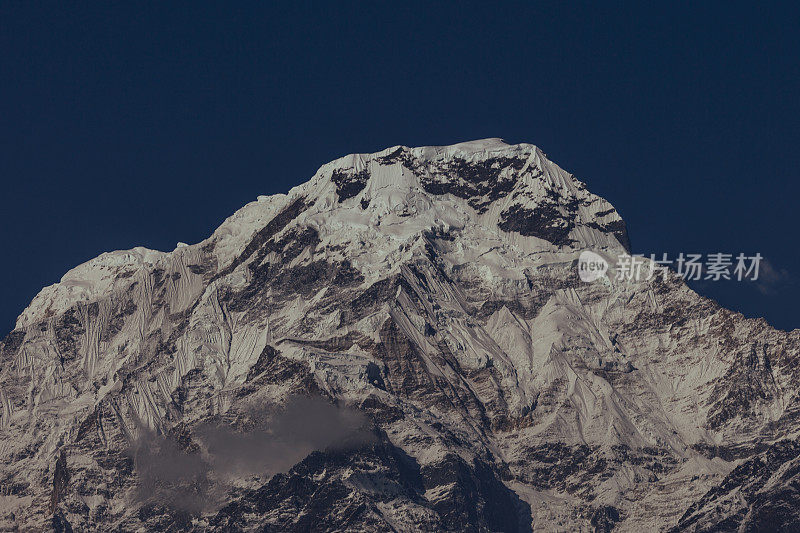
[129,396,375,513]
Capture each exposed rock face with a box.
[1,138,798,531]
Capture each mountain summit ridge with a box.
[2,140,798,531]
[17,139,627,330]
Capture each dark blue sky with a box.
[1,2,798,333]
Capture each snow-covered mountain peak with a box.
[301,140,628,261]
[16,140,629,330]
[4,140,800,531]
